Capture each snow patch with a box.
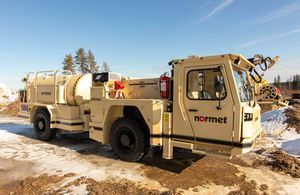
[261,107,300,157]
[0,116,163,190]
[68,184,88,194]
[276,128,300,157]
[0,83,18,103]
[236,165,300,195]
[261,107,287,133]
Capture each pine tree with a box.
[87,50,98,73]
[292,75,296,90]
[273,75,281,88]
[277,75,281,88]
[289,76,292,90]
[273,76,278,87]
[102,61,110,72]
[296,74,300,90]
[292,74,300,90]
[75,48,88,74]
[286,78,290,90]
[62,54,75,73]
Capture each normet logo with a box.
[194,116,227,124]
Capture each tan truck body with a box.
[20,54,262,161]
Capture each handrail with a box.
[28,70,72,105]
[24,70,74,105]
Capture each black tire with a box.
[110,117,149,162]
[33,109,57,141]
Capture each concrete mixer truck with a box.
[19,54,262,162]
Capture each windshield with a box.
[233,69,253,102]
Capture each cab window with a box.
[187,68,226,100]
[233,69,253,102]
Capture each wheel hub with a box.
[38,120,44,130]
[120,134,130,146]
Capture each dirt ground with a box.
[0,113,300,194]
[252,148,300,178]
[0,173,169,195]
[0,101,19,116]
[142,152,259,194]
[285,101,300,133]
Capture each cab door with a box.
[183,65,234,144]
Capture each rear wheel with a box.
[33,109,57,141]
[110,117,149,162]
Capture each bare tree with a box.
[102,61,110,72]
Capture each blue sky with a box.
[0,0,300,90]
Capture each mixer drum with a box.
[65,74,92,106]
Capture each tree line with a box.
[62,48,110,74]
[273,74,300,90]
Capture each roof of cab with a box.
[169,54,255,69]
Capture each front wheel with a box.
[110,117,149,162]
[33,109,57,141]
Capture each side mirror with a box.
[22,77,27,83]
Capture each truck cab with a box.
[165,54,261,158]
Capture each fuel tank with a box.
[27,73,92,105]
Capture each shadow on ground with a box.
[0,120,203,174]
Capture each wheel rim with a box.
[117,128,136,153]
[36,116,46,133]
